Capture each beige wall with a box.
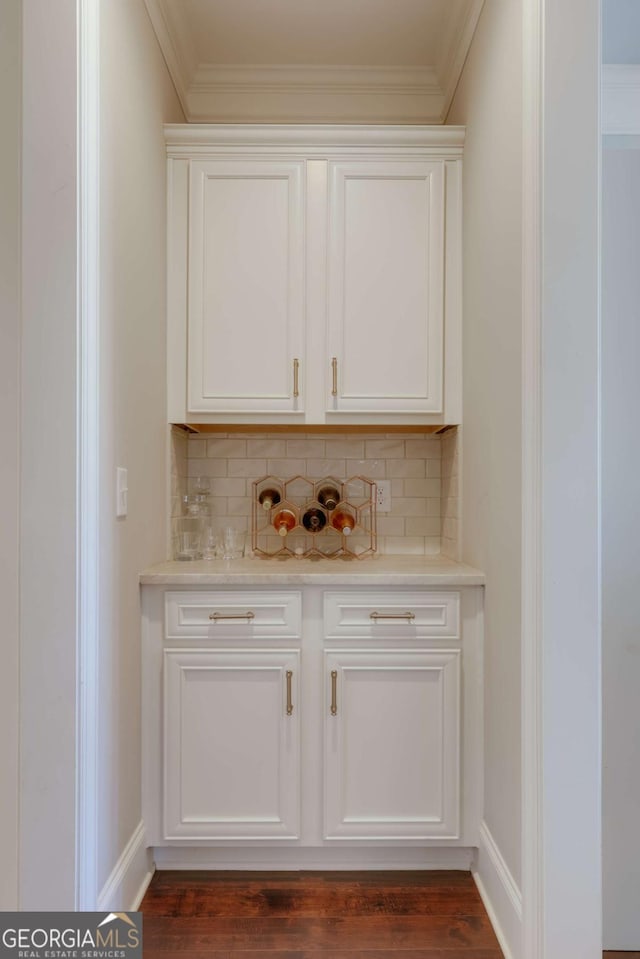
[448,0,523,887]
[602,145,640,949]
[98,0,184,896]
[0,0,21,911]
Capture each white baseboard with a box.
[472,822,522,959]
[153,845,475,871]
[98,821,154,911]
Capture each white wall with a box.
[602,145,640,950]
[448,0,523,883]
[0,0,21,911]
[20,0,80,908]
[97,0,184,902]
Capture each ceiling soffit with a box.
[143,0,484,124]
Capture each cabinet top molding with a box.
[164,124,465,158]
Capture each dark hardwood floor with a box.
[140,870,504,958]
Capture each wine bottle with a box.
[331,507,356,536]
[273,508,296,537]
[302,507,327,533]
[258,487,282,511]
[317,485,340,511]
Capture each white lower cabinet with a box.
[163,648,300,840]
[142,584,482,865]
[324,649,460,841]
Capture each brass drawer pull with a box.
[286,670,294,716]
[209,611,255,622]
[293,358,300,398]
[370,611,416,622]
[331,356,338,396]
[330,670,338,716]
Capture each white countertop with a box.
[140,554,485,586]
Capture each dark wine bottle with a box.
[317,485,340,511]
[258,487,282,511]
[301,507,327,532]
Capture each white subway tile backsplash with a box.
[365,439,405,459]
[387,459,426,478]
[209,477,247,496]
[345,458,386,478]
[228,497,252,516]
[188,438,207,458]
[393,497,429,517]
[187,458,228,477]
[376,516,406,536]
[175,427,461,557]
[206,438,247,458]
[306,458,347,477]
[403,478,441,498]
[286,439,325,458]
[246,439,287,458]
[325,439,365,458]
[405,438,440,458]
[228,458,268,477]
[267,458,307,476]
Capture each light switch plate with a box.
[116,467,128,518]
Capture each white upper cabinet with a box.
[166,126,464,426]
[327,160,444,415]
[187,160,305,415]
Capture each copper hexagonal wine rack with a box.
[251,475,377,559]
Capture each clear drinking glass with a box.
[221,526,246,560]
[175,516,202,560]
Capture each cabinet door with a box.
[188,160,305,414]
[324,649,459,840]
[164,648,300,840]
[327,161,444,414]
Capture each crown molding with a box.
[143,0,197,116]
[191,64,440,96]
[186,64,445,124]
[602,64,640,135]
[437,0,485,118]
[164,122,466,158]
[144,4,484,124]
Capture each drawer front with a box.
[323,591,460,640]
[165,591,302,640]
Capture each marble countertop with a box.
[140,554,485,586]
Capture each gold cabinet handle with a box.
[293,358,300,398]
[370,611,416,622]
[286,670,294,716]
[330,669,338,716]
[209,611,255,622]
[331,356,338,397]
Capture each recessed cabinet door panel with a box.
[188,160,305,414]
[327,161,444,414]
[164,649,300,840]
[324,649,459,840]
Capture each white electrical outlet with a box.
[376,480,391,512]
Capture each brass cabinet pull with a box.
[330,670,338,716]
[331,357,338,396]
[370,611,416,622]
[209,611,255,622]
[286,670,294,716]
[293,358,300,398]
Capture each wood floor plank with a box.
[143,952,503,959]
[140,870,504,957]
[143,915,500,951]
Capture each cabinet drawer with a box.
[165,591,301,640]
[323,591,460,640]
